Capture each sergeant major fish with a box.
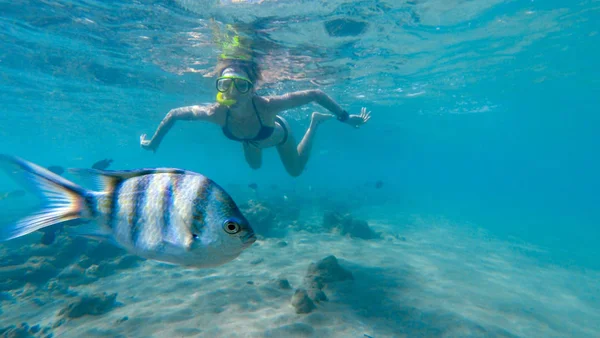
[0,155,256,268]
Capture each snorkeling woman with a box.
[139,57,371,177]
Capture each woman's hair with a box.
[215,58,262,85]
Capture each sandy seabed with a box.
[1,209,599,338]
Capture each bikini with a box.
[222,97,288,146]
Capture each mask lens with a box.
[234,79,251,93]
[216,78,232,92]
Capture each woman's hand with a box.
[345,107,371,128]
[140,134,155,152]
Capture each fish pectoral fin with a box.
[162,232,194,252]
[79,234,114,242]
[64,223,114,243]
[161,239,192,254]
[164,206,196,252]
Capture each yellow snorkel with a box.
[218,24,253,61]
[216,92,237,107]
[212,23,254,107]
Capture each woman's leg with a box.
[277,112,334,177]
[243,142,263,169]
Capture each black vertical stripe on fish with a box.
[108,177,124,231]
[192,177,211,235]
[162,175,174,243]
[83,193,98,218]
[172,173,184,195]
[130,175,150,246]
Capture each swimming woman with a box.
[139,58,371,177]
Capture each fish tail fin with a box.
[0,155,97,241]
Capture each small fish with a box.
[39,219,89,245]
[47,165,65,176]
[39,227,56,245]
[375,180,384,189]
[248,183,258,191]
[0,155,256,268]
[92,159,113,170]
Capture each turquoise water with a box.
[1,0,599,337]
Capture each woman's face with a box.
[216,67,253,103]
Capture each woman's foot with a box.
[309,112,335,130]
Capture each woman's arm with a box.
[263,90,349,121]
[140,104,217,152]
[263,90,372,128]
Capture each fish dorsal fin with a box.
[67,168,200,192]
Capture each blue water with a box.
[1,0,599,336]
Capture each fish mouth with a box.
[242,233,257,246]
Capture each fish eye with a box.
[223,220,241,234]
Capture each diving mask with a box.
[215,68,253,107]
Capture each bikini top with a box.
[221,97,275,142]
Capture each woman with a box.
[140,59,371,177]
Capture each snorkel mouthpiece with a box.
[217,92,236,107]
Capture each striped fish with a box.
[0,155,256,268]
